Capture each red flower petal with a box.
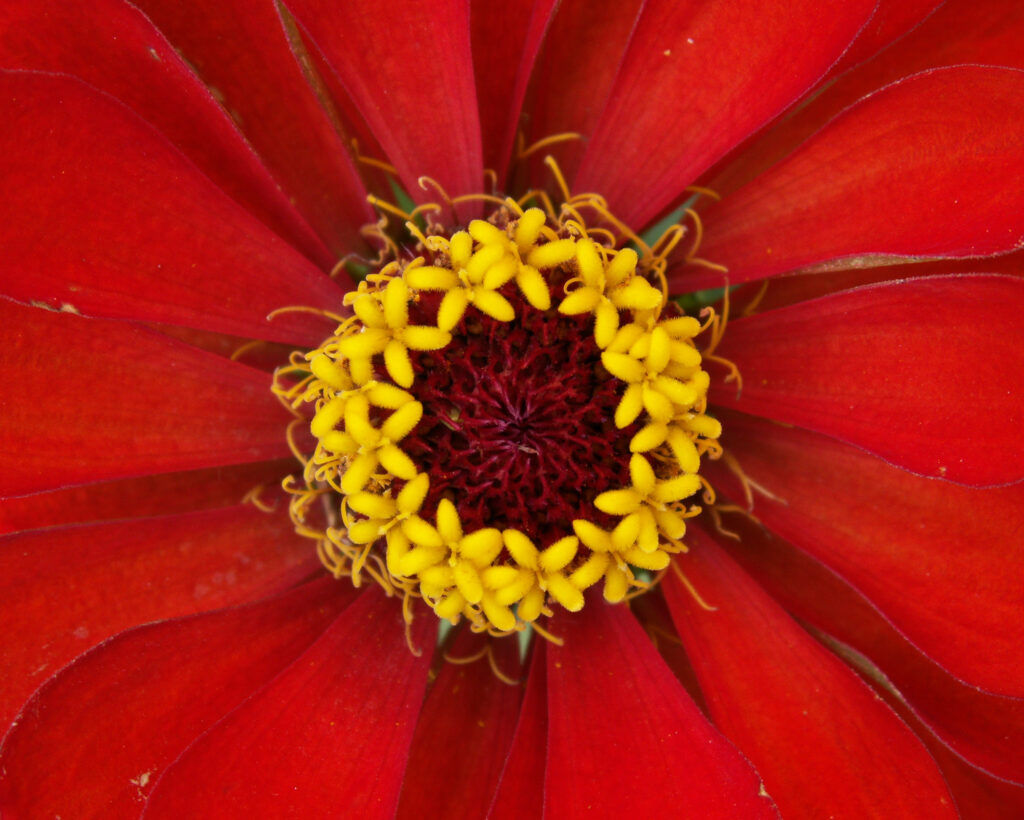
[665,535,956,818]
[472,0,559,183]
[147,323,295,371]
[710,275,1024,486]
[703,490,1024,785]
[285,0,483,208]
[0,504,314,728]
[0,578,355,818]
[544,601,776,818]
[830,0,942,74]
[728,253,1024,315]
[712,412,1024,696]
[574,0,875,228]
[397,631,522,818]
[131,0,375,255]
[0,301,293,496]
[142,587,433,819]
[524,0,644,185]
[0,71,343,346]
[488,644,547,820]
[708,0,1024,200]
[695,67,1024,288]
[628,591,709,713]
[0,460,291,535]
[0,0,338,267]
[895,695,1024,819]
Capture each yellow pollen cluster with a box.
[278,201,722,634]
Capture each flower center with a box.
[404,271,632,539]
[276,196,722,635]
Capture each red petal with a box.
[0,70,343,346]
[728,252,1024,315]
[131,0,374,255]
[842,636,1024,816]
[397,631,522,819]
[573,0,875,228]
[0,0,337,266]
[543,601,776,818]
[0,460,291,535]
[830,0,942,74]
[665,536,956,818]
[710,275,1024,485]
[147,323,295,371]
[472,0,558,183]
[713,412,1024,696]
[286,0,483,208]
[695,67,1024,287]
[0,578,355,818]
[0,301,293,496]
[523,0,644,185]
[899,699,1024,819]
[628,590,709,713]
[142,588,433,819]
[0,504,314,728]
[704,492,1024,785]
[488,643,547,820]
[709,0,1024,200]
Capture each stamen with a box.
[242,483,277,514]
[350,138,399,177]
[542,155,573,205]
[266,304,349,325]
[518,131,583,161]
[670,561,718,611]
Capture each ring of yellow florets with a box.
[280,202,721,634]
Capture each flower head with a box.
[1,0,1023,817]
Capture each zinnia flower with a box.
[2,0,1023,816]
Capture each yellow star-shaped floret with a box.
[319,393,422,494]
[558,239,663,348]
[404,232,518,330]
[591,453,698,554]
[497,530,614,621]
[601,318,710,427]
[337,276,450,387]
[344,473,438,562]
[466,208,577,311]
[397,499,508,627]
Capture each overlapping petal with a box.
[0,504,314,726]
[710,275,1024,485]
[471,0,558,182]
[708,0,1024,199]
[0,71,344,345]
[574,0,875,227]
[141,588,433,818]
[829,0,942,74]
[703,495,1024,785]
[131,0,375,254]
[544,599,776,818]
[710,412,1024,696]
[694,67,1024,288]
[0,0,337,266]
[0,299,293,496]
[285,0,483,209]
[523,0,643,184]
[0,578,355,818]
[396,632,522,818]
[666,534,956,817]
[0,460,290,535]
[488,645,547,819]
